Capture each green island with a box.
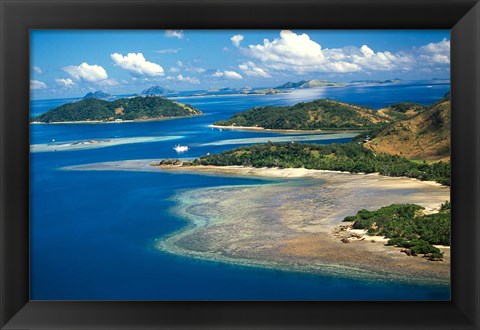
[275,79,348,89]
[32,96,201,123]
[214,98,405,130]
[155,93,450,266]
[343,202,450,260]
[161,142,450,186]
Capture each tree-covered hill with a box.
[161,142,450,186]
[32,96,201,123]
[214,99,393,130]
[364,95,450,161]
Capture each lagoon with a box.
[30,82,451,300]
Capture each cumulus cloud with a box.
[64,62,109,82]
[32,66,43,74]
[346,45,412,71]
[176,74,200,84]
[231,34,244,47]
[111,53,164,76]
[189,67,206,73]
[165,30,184,39]
[167,74,200,84]
[55,78,75,87]
[30,80,46,90]
[212,70,243,79]
[242,30,449,75]
[169,67,180,73]
[96,78,119,86]
[238,61,270,78]
[418,38,450,64]
[246,30,361,73]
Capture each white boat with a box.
[173,145,189,152]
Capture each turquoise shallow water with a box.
[30,82,451,300]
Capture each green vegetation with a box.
[343,203,450,260]
[182,142,450,185]
[386,102,427,114]
[214,99,390,130]
[33,96,201,123]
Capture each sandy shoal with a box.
[209,124,362,134]
[155,165,450,284]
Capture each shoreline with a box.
[209,124,363,134]
[151,164,450,284]
[30,114,202,125]
[66,160,450,284]
[154,164,447,188]
[155,168,449,285]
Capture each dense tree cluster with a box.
[343,203,450,260]
[33,96,201,122]
[214,99,389,130]
[386,102,427,114]
[187,142,450,185]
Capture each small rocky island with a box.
[32,96,201,123]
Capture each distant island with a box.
[140,85,175,96]
[82,90,113,99]
[32,96,201,123]
[241,88,288,95]
[214,99,396,130]
[275,79,348,89]
[350,78,402,85]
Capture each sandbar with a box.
[156,165,450,285]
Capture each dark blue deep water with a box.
[30,82,451,300]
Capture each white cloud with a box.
[111,53,164,76]
[64,62,109,82]
[188,67,206,73]
[347,45,411,71]
[155,48,181,54]
[165,30,184,39]
[246,30,361,73]
[169,67,180,73]
[97,79,119,86]
[212,70,243,79]
[55,78,75,87]
[177,61,184,67]
[231,34,244,47]
[238,61,270,78]
[30,80,46,90]
[243,30,448,75]
[32,66,43,74]
[177,74,200,84]
[418,38,450,64]
[172,74,200,84]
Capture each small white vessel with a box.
[174,145,189,152]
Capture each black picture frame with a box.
[1,0,479,329]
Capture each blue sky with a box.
[30,30,450,99]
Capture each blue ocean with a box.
[30,81,451,300]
